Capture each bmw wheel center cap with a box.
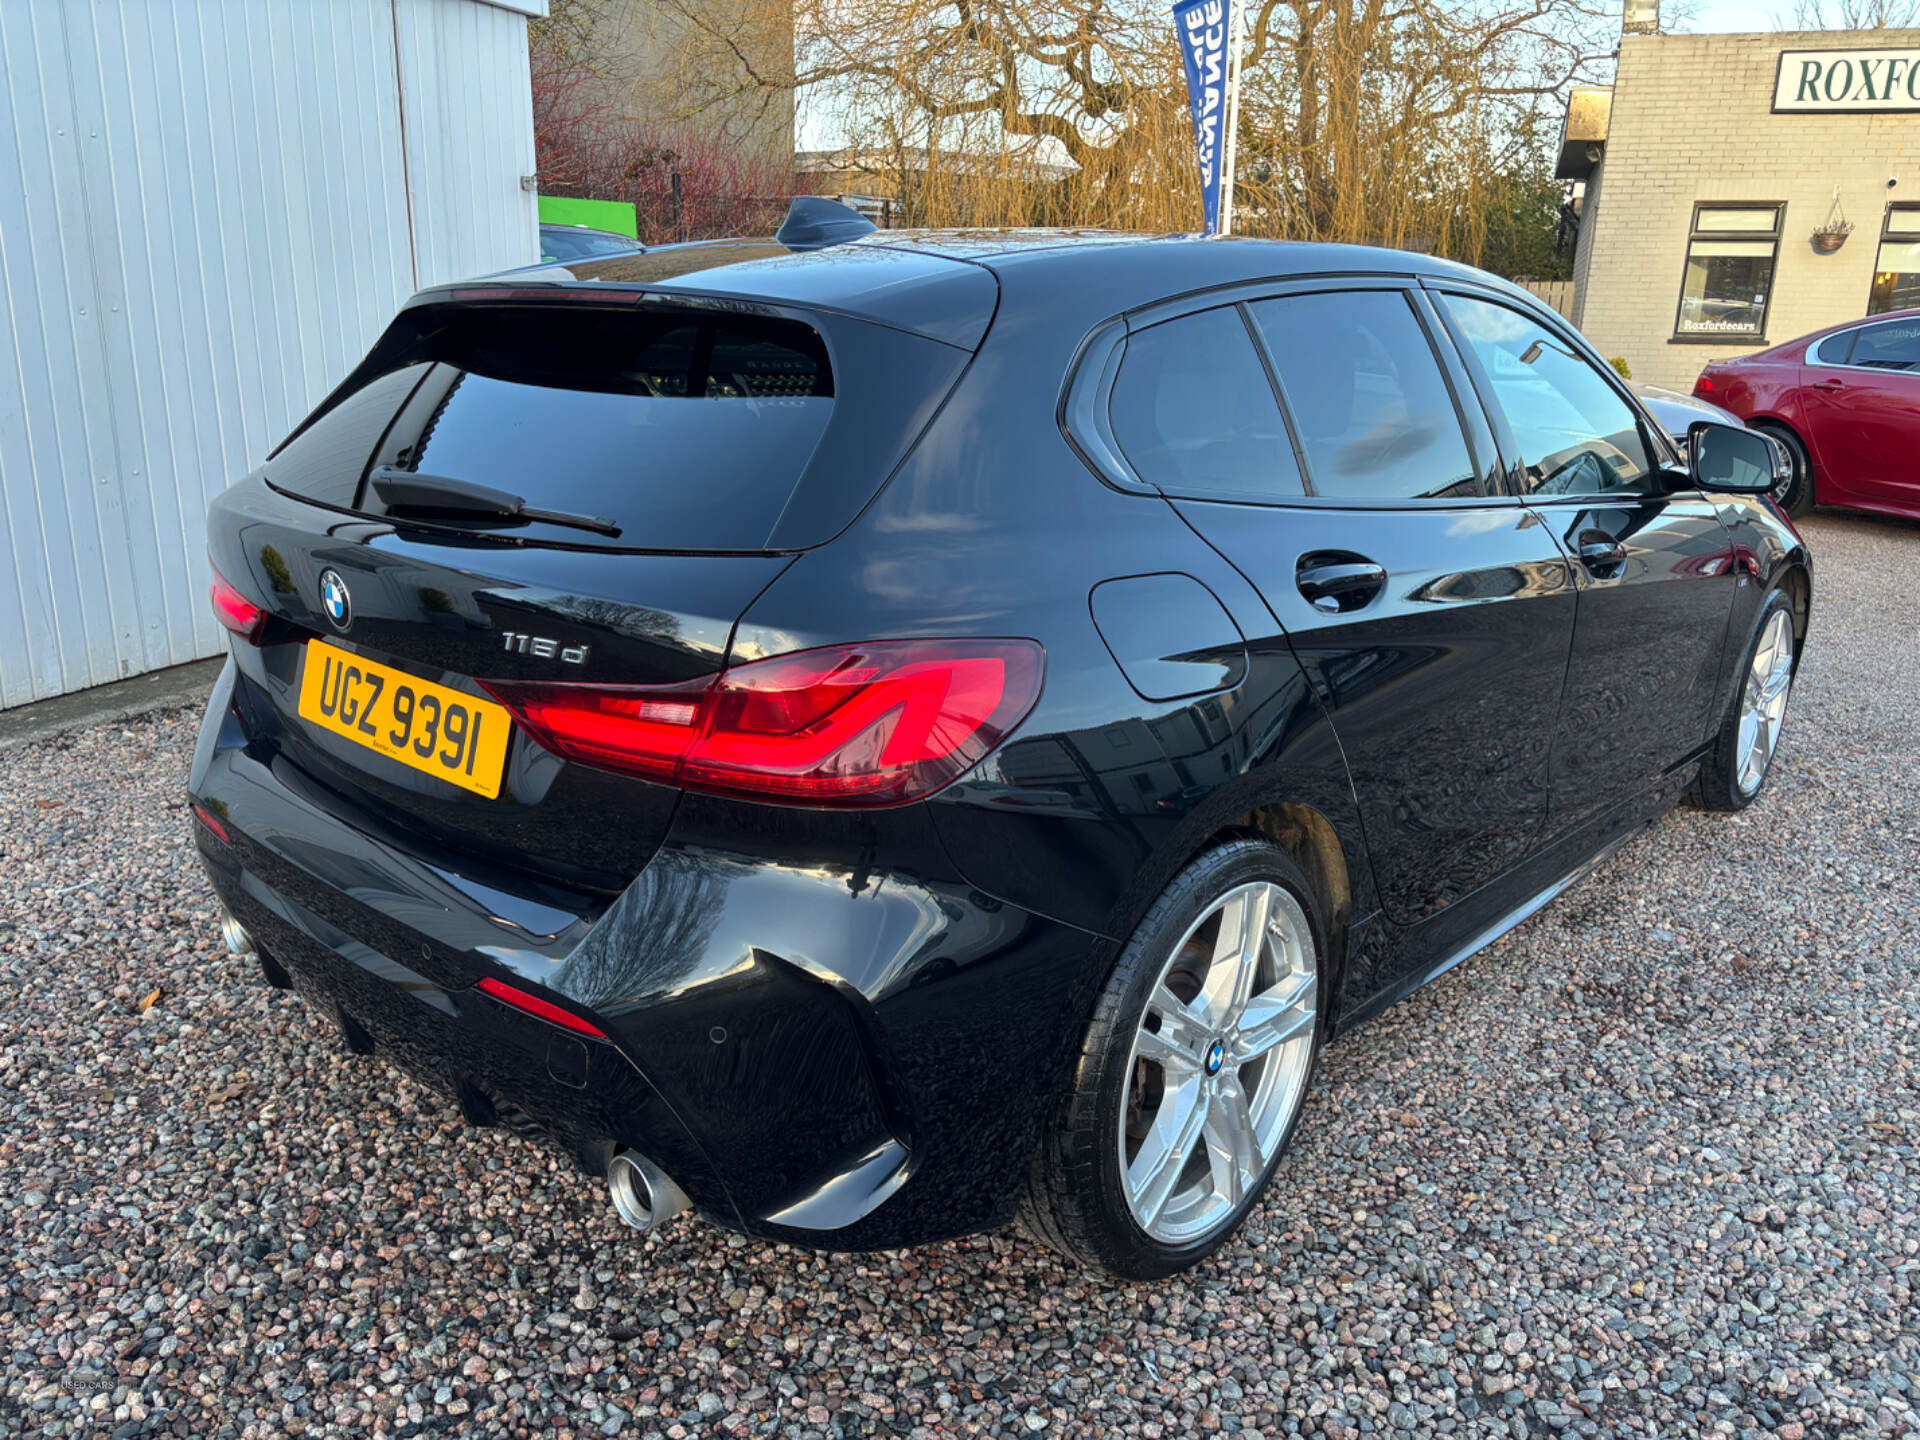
[319,569,352,630]
[1205,1040,1225,1075]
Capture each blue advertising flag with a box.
[1172,0,1231,234]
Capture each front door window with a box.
[1438,293,1656,495]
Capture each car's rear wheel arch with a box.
[1023,835,1332,1277]
[1748,417,1816,512]
[1211,803,1352,1007]
[1776,562,1811,661]
[1034,790,1356,1148]
[1126,802,1355,1032]
[1747,414,1806,448]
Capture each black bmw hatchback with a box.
[192,205,1809,1280]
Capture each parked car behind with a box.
[1632,383,1797,486]
[193,205,1809,1280]
[538,223,642,265]
[1694,308,1920,520]
[1634,381,1745,449]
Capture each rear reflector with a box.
[476,977,609,1039]
[192,802,230,843]
[483,638,1044,807]
[210,568,265,642]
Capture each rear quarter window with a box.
[265,364,429,506]
[1108,306,1304,501]
[1812,330,1856,365]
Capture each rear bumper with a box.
[190,658,1103,1249]
[203,848,726,1203]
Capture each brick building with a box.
[1560,25,1920,391]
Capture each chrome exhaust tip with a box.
[607,1150,690,1232]
[219,909,255,957]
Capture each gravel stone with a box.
[2,513,1916,1438]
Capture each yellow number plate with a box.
[296,640,512,799]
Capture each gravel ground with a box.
[3,511,1916,1440]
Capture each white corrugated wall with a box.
[0,0,541,709]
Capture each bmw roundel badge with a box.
[318,569,352,630]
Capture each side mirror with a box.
[1688,421,1786,495]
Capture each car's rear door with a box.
[1799,317,1920,514]
[1112,280,1578,927]
[1431,285,1738,836]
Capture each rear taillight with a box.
[210,568,264,642]
[476,977,609,1039]
[483,638,1043,807]
[482,677,709,784]
[1693,373,1716,396]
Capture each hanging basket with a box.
[1813,190,1853,253]
[1811,223,1852,254]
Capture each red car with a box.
[1694,307,1920,520]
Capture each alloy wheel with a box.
[1119,881,1318,1245]
[1764,438,1797,507]
[1735,609,1795,797]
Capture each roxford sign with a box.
[1773,48,1920,112]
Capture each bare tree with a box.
[639,0,1615,262]
[1231,0,1613,251]
[529,0,624,67]
[1777,0,1920,26]
[1655,0,1708,31]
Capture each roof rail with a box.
[775,195,879,251]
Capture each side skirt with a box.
[1328,769,1692,1037]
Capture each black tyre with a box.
[1753,422,1814,517]
[1691,586,1799,812]
[1021,840,1324,1280]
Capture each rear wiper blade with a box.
[368,469,622,538]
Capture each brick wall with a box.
[1577,28,1920,391]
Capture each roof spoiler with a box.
[776,196,879,251]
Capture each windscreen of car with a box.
[267,303,847,551]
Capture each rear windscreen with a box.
[266,304,846,551]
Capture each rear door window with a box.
[1108,306,1304,500]
[1850,319,1920,371]
[1248,291,1479,501]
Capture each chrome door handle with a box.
[1296,555,1387,613]
[1577,540,1627,570]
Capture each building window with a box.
[1869,205,1920,316]
[1673,203,1783,341]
